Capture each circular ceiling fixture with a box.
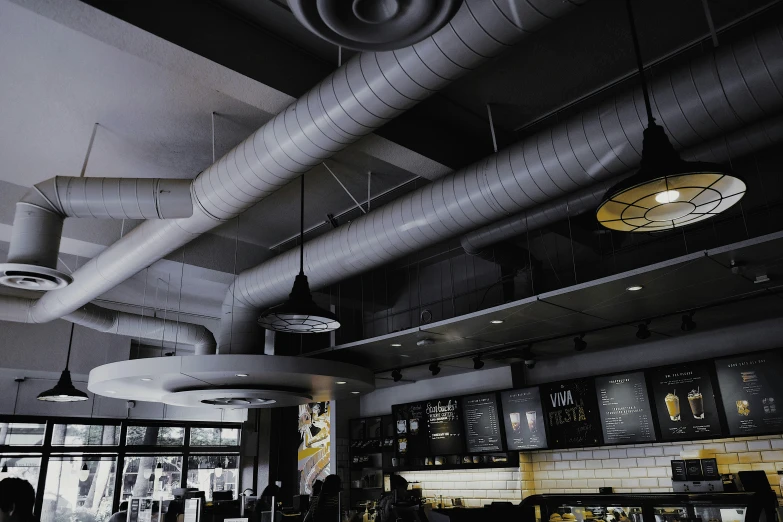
[288,0,463,52]
[596,0,744,233]
[88,354,374,409]
[0,263,72,290]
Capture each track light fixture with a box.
[524,359,536,370]
[573,333,587,352]
[681,311,696,332]
[473,356,485,370]
[636,320,652,340]
[429,362,441,376]
[391,369,402,382]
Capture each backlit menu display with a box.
[462,393,503,453]
[649,362,722,441]
[540,378,602,449]
[715,350,783,436]
[595,372,656,444]
[392,401,428,457]
[500,387,547,450]
[426,397,465,455]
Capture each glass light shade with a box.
[597,125,744,232]
[37,370,89,402]
[258,274,340,333]
[79,462,90,482]
[154,462,163,478]
[0,463,8,481]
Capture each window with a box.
[189,427,240,447]
[121,455,183,502]
[186,455,239,501]
[0,422,46,446]
[41,456,117,522]
[52,424,120,446]
[126,426,184,446]
[0,454,41,485]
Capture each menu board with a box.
[462,393,504,453]
[649,362,723,441]
[595,372,656,444]
[500,387,547,450]
[392,401,428,457]
[426,397,466,455]
[540,378,602,449]
[715,350,783,436]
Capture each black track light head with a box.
[636,320,652,340]
[524,359,536,370]
[391,369,402,382]
[429,362,441,376]
[573,333,587,352]
[681,312,696,332]
[473,356,485,370]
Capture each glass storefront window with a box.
[0,454,42,485]
[41,456,117,522]
[189,427,240,447]
[126,426,184,446]
[0,422,46,446]
[52,425,121,446]
[121,456,182,502]
[186,455,239,501]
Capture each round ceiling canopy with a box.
[288,0,463,52]
[88,354,374,409]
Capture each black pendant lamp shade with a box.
[258,175,340,333]
[596,0,745,233]
[37,323,89,402]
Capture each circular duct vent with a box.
[289,0,463,52]
[0,263,72,290]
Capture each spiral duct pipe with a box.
[461,113,783,255]
[21,0,586,328]
[0,295,216,355]
[217,22,783,351]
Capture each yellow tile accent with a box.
[738,451,762,464]
[716,453,738,465]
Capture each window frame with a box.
[0,415,242,518]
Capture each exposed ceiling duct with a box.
[3,0,587,339]
[461,114,783,255]
[0,295,216,355]
[289,0,464,51]
[0,177,192,290]
[218,21,783,349]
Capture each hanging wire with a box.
[486,104,498,153]
[700,0,719,47]
[64,323,76,370]
[12,378,23,415]
[525,211,534,295]
[173,248,185,356]
[566,201,578,284]
[139,268,149,355]
[229,215,240,354]
[211,112,216,163]
[625,0,655,125]
[160,274,171,355]
[723,136,750,238]
[80,123,99,178]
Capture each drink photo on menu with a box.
[500,387,547,450]
[649,362,722,441]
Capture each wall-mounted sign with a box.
[649,362,722,441]
[715,350,783,436]
[500,387,547,450]
[595,372,656,444]
[462,393,504,453]
[392,401,428,457]
[540,378,602,449]
[426,397,465,455]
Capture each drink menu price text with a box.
[595,372,656,444]
[462,393,504,453]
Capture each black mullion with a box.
[182,426,191,491]
[113,420,128,513]
[33,420,54,518]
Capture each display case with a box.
[348,415,395,510]
[518,493,775,522]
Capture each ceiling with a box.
[0,0,782,390]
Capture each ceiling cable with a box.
[12,378,24,415]
[173,248,185,356]
[160,274,171,355]
[211,112,216,163]
[700,0,719,47]
[486,104,498,153]
[79,122,99,178]
[323,162,367,214]
[229,215,240,354]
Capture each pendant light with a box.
[258,174,340,333]
[79,462,90,482]
[596,0,745,232]
[0,462,9,480]
[37,323,89,402]
[154,462,163,479]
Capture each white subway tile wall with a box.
[391,435,783,506]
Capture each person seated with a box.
[376,475,417,522]
[0,478,35,522]
[302,475,340,522]
[107,502,129,522]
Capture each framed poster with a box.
[648,361,723,441]
[595,371,656,444]
[462,392,504,453]
[500,387,547,450]
[540,378,602,449]
[715,350,783,436]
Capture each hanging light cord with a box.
[299,174,305,276]
[626,0,655,126]
[64,323,76,370]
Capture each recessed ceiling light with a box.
[400,354,411,358]
[490,320,504,324]
[140,378,152,382]
[106,390,116,394]
[351,391,360,395]
[235,373,248,377]
[336,381,347,385]
[626,285,643,292]
[391,343,402,347]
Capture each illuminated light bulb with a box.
[655,190,680,204]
